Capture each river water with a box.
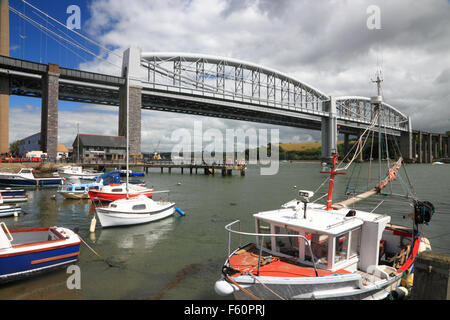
[0,162,449,299]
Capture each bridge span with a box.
[0,48,448,163]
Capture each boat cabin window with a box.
[66,187,72,192]
[75,187,85,191]
[305,233,330,265]
[335,233,348,263]
[349,227,361,258]
[132,204,146,210]
[89,186,100,190]
[21,169,31,173]
[111,188,123,192]
[273,226,299,258]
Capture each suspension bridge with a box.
[0,0,448,163]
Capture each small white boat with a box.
[0,188,28,203]
[0,194,22,218]
[58,166,100,182]
[0,223,81,283]
[95,195,175,228]
[431,161,444,165]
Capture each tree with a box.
[9,140,20,156]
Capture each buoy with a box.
[13,211,18,217]
[90,216,97,233]
[293,185,297,189]
[177,182,181,185]
[176,207,185,216]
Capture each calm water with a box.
[0,162,449,300]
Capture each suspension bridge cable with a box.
[20,0,122,58]
[9,6,122,70]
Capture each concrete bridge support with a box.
[321,97,337,163]
[399,117,414,162]
[0,0,9,154]
[40,63,60,160]
[119,47,142,156]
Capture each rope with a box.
[225,274,261,300]
[245,272,286,300]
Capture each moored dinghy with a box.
[0,222,81,283]
[95,195,175,227]
[0,194,22,218]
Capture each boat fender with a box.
[214,279,236,296]
[390,286,409,300]
[176,207,185,216]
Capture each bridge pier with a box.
[119,47,142,157]
[40,63,60,160]
[399,117,414,162]
[0,0,8,154]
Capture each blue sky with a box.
[6,0,450,152]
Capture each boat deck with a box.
[229,245,351,278]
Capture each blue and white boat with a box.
[0,188,28,203]
[0,222,81,283]
[0,195,22,218]
[0,168,63,187]
[58,182,103,199]
[95,170,146,186]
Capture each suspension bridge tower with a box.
[0,0,9,154]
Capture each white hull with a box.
[59,192,89,200]
[0,205,22,217]
[216,272,401,300]
[96,204,175,227]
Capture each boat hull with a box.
[88,189,153,202]
[0,177,62,187]
[0,206,22,217]
[96,204,175,227]
[0,189,28,203]
[216,273,401,300]
[59,192,89,200]
[0,228,81,284]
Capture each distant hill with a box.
[278,141,346,151]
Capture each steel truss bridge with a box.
[1,49,420,161]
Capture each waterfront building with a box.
[72,134,126,162]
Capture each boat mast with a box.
[125,67,130,199]
[372,72,383,189]
[321,153,346,211]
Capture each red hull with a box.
[88,189,153,202]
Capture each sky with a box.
[6,0,450,152]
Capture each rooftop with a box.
[73,134,126,148]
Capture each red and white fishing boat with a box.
[88,183,153,202]
[215,154,433,300]
[214,76,434,300]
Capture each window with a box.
[349,228,361,258]
[132,204,146,210]
[305,233,329,265]
[111,188,123,192]
[335,233,349,263]
[274,226,299,257]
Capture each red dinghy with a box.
[88,183,153,202]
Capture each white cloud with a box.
[9,0,450,151]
